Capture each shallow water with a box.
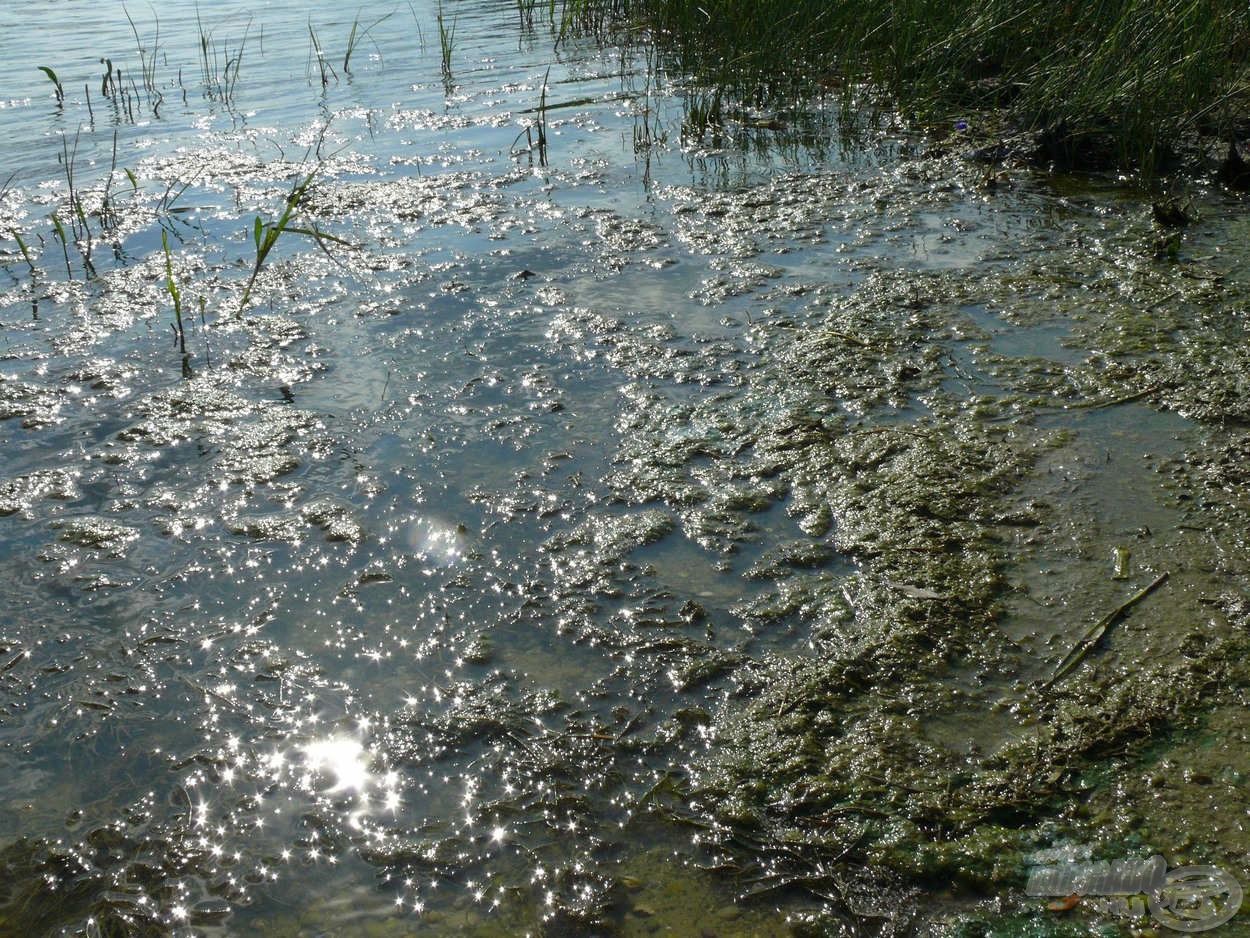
[2,3,1250,937]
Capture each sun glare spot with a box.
[302,736,372,793]
[405,516,466,567]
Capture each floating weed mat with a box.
[629,402,1243,916]
[544,162,1250,928]
[0,837,172,937]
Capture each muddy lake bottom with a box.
[1,2,1250,936]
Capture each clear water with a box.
[0,4,860,933]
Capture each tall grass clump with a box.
[197,10,250,103]
[560,0,1250,172]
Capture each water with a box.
[2,3,1250,937]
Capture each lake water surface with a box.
[2,2,1250,936]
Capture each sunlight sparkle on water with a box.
[405,515,466,566]
[302,736,372,793]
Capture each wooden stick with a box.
[1043,572,1169,689]
[1072,383,1163,410]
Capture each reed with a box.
[342,9,394,74]
[406,2,427,51]
[96,130,123,235]
[437,0,457,78]
[50,215,72,279]
[197,11,250,103]
[308,22,338,87]
[536,66,549,160]
[123,5,163,115]
[510,67,551,165]
[560,0,1250,173]
[197,11,212,88]
[57,131,96,278]
[343,14,363,74]
[100,57,117,98]
[516,0,538,31]
[9,229,38,278]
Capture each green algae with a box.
[544,158,1250,931]
[679,398,1240,917]
[933,911,1124,938]
[0,837,167,938]
[52,517,140,553]
[10,151,1250,934]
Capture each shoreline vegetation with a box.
[560,0,1250,176]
